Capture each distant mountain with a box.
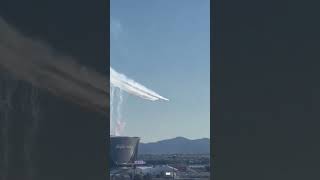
[139,137,210,154]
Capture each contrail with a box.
[110,67,169,101]
[109,67,168,136]
[114,88,125,136]
[0,17,108,113]
[110,17,168,135]
[110,86,126,136]
[110,85,115,135]
[110,20,168,136]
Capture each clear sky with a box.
[110,0,210,143]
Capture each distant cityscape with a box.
[110,137,211,180]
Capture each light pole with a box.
[172,166,174,180]
[131,163,135,180]
[171,155,176,180]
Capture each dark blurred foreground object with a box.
[0,17,108,114]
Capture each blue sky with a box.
[110,0,210,143]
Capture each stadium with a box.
[110,136,140,168]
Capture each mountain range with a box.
[139,137,210,154]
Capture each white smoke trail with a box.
[114,88,126,136]
[110,86,126,136]
[117,88,123,123]
[110,85,115,135]
[114,120,126,136]
[110,67,169,101]
[109,67,169,136]
[110,17,168,136]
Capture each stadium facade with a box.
[110,136,140,168]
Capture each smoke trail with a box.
[110,67,169,101]
[114,88,126,136]
[109,67,169,136]
[109,58,168,136]
[117,88,123,122]
[110,17,169,135]
[114,120,126,136]
[110,86,126,136]
[110,86,115,135]
[0,17,108,114]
